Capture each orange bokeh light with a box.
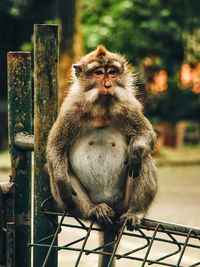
[150,70,168,93]
[180,62,200,93]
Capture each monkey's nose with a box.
[104,80,111,88]
[104,83,111,88]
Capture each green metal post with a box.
[0,185,5,265]
[7,52,32,267]
[6,222,15,267]
[33,24,58,267]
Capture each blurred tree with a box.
[82,0,200,124]
[0,0,58,99]
[0,0,81,149]
[58,0,83,105]
[0,0,81,100]
[0,0,58,150]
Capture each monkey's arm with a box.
[46,112,79,209]
[123,111,156,178]
[121,155,157,229]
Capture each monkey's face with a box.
[72,45,134,105]
[91,66,118,96]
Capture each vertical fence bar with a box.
[6,222,15,267]
[7,52,32,267]
[0,186,5,265]
[33,24,58,267]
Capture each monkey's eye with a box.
[108,69,118,75]
[94,70,104,75]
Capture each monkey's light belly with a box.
[70,128,128,206]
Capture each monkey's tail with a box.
[98,229,116,267]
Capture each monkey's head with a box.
[72,45,135,104]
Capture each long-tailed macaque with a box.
[46,45,157,266]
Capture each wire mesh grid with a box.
[29,199,200,267]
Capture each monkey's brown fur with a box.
[46,45,157,266]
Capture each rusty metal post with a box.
[7,52,32,267]
[0,182,15,267]
[33,24,58,267]
[0,185,5,265]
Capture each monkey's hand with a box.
[120,211,144,231]
[57,179,77,210]
[89,203,115,227]
[125,149,142,178]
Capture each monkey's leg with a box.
[120,155,157,230]
[69,174,115,226]
[69,175,116,267]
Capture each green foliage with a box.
[82,0,200,123]
[82,0,184,68]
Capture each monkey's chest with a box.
[69,128,128,206]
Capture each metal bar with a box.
[14,132,34,151]
[0,182,15,266]
[85,240,116,255]
[117,228,150,259]
[75,220,94,267]
[6,222,15,267]
[0,185,5,265]
[42,211,65,267]
[7,51,32,267]
[141,224,160,267]
[28,236,86,249]
[33,24,58,267]
[142,218,200,236]
[4,183,15,267]
[176,230,191,266]
[108,220,126,266]
[74,216,91,230]
[27,243,181,266]
[148,233,181,265]
[0,183,15,195]
[35,213,200,238]
[189,262,200,267]
[57,237,86,251]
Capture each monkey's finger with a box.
[99,208,113,224]
[104,215,113,225]
[129,163,141,178]
[102,209,114,225]
[132,165,141,178]
[129,168,133,177]
[95,204,114,225]
[126,218,135,231]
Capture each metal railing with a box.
[29,202,200,267]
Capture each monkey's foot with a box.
[90,203,115,227]
[120,212,143,231]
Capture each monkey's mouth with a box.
[96,93,116,105]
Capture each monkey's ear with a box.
[73,64,82,78]
[96,45,107,57]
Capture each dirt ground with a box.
[0,165,200,266]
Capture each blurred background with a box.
[0,0,200,225]
[1,0,200,150]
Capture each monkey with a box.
[46,45,157,266]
